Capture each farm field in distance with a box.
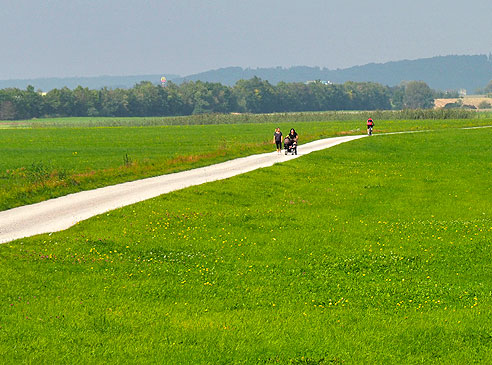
[1,112,491,211]
[1,126,491,362]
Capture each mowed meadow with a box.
[0,115,491,211]
[1,124,492,363]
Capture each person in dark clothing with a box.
[288,128,298,142]
[284,128,299,154]
[273,127,283,154]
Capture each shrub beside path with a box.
[0,135,365,244]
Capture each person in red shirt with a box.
[367,118,374,136]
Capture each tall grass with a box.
[1,109,479,128]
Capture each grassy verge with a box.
[1,127,491,362]
[1,118,491,211]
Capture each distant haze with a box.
[2,0,492,80]
[1,55,491,92]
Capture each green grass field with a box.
[1,117,491,211]
[1,126,491,363]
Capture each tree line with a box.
[0,77,445,120]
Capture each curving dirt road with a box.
[0,135,365,244]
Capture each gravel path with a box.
[0,135,365,244]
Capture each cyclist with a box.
[366,118,374,136]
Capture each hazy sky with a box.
[2,0,491,79]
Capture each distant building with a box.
[458,89,467,97]
[305,80,332,85]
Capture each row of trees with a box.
[0,78,439,120]
[476,80,492,96]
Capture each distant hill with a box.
[1,55,491,92]
[173,55,492,92]
[0,74,179,92]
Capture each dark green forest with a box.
[0,78,447,120]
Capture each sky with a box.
[1,0,492,80]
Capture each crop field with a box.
[1,126,491,363]
[0,109,484,128]
[1,116,491,211]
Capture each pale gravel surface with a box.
[0,135,367,244]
